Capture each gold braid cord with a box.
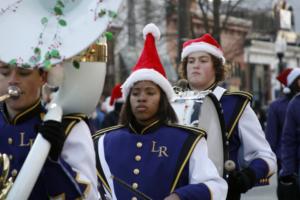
[0,154,13,200]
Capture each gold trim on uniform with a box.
[170,135,203,192]
[51,193,66,200]
[12,100,40,125]
[129,120,160,135]
[226,99,249,139]
[97,170,111,194]
[167,123,206,137]
[206,83,217,91]
[92,125,124,140]
[225,91,253,101]
[65,121,77,136]
[75,173,91,198]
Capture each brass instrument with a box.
[0,154,13,200]
[0,86,21,102]
[172,80,227,176]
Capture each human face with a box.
[130,81,161,126]
[186,51,216,91]
[0,63,46,117]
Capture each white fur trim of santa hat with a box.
[181,42,226,64]
[287,68,300,86]
[121,68,174,100]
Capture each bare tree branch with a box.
[221,0,243,30]
[198,0,210,33]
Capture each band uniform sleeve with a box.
[174,138,228,200]
[265,103,280,154]
[280,98,299,176]
[238,103,277,180]
[96,134,118,200]
[44,120,99,199]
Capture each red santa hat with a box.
[121,23,174,100]
[181,33,226,64]
[109,83,124,106]
[276,67,300,93]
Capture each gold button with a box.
[132,182,138,189]
[11,169,18,177]
[8,138,13,144]
[9,155,13,160]
[136,142,143,148]
[131,197,138,200]
[135,155,141,162]
[133,168,140,175]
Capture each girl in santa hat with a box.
[265,68,300,200]
[180,33,277,200]
[276,68,300,200]
[93,24,227,200]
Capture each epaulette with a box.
[62,113,88,136]
[167,123,207,138]
[224,91,253,102]
[92,125,124,140]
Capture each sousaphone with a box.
[172,82,227,176]
[0,0,123,199]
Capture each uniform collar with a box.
[0,100,44,125]
[129,119,162,135]
[205,82,218,91]
[188,82,218,91]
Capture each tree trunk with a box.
[128,0,136,47]
[212,0,221,43]
[177,0,191,69]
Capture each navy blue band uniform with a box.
[281,94,300,176]
[209,85,277,187]
[0,101,98,199]
[265,95,291,168]
[93,120,228,200]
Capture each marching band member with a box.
[180,33,276,200]
[279,69,300,200]
[0,62,98,199]
[265,68,300,199]
[93,24,227,200]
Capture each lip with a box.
[136,105,147,112]
[191,72,201,76]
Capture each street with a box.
[242,174,277,200]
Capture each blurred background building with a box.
[102,0,300,110]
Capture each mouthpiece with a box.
[8,86,21,98]
[0,86,21,102]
